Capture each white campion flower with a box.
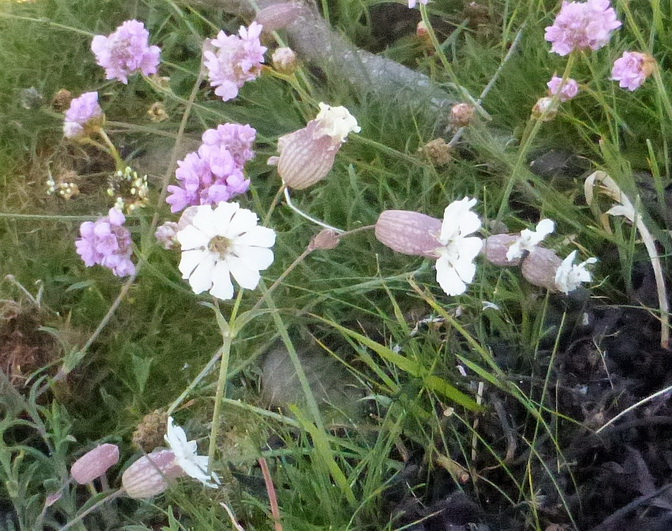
[554,250,597,294]
[506,218,555,261]
[176,202,275,300]
[268,102,360,189]
[164,417,220,488]
[435,197,483,296]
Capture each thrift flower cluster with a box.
[91,20,161,84]
[203,22,267,101]
[63,91,103,139]
[544,0,621,56]
[166,123,256,213]
[611,51,656,91]
[75,208,135,277]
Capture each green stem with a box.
[96,129,125,171]
[496,52,576,222]
[207,328,233,472]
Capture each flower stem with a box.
[283,188,343,233]
[207,323,233,473]
[60,489,125,531]
[495,52,576,222]
[96,129,125,171]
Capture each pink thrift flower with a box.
[91,20,161,84]
[547,76,580,102]
[545,0,621,56]
[611,51,656,91]
[75,208,136,277]
[166,144,249,213]
[71,444,120,484]
[63,92,103,139]
[203,22,267,102]
[201,123,257,168]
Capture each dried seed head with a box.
[483,234,522,266]
[122,450,185,499]
[416,21,430,43]
[308,229,340,251]
[52,89,72,112]
[71,443,120,485]
[450,103,475,128]
[147,102,169,122]
[272,47,297,75]
[132,410,169,452]
[418,138,452,167]
[521,247,563,290]
[375,210,442,258]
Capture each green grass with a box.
[1,0,672,528]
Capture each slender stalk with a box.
[259,457,283,531]
[96,129,125,170]
[283,188,343,233]
[60,489,125,531]
[207,328,233,472]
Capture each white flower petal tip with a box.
[435,197,483,297]
[165,417,220,489]
[553,250,598,294]
[176,202,275,300]
[505,218,555,262]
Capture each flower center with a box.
[208,236,232,258]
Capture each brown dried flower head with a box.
[418,138,452,167]
[272,47,298,75]
[308,229,341,251]
[147,102,169,123]
[132,410,169,452]
[450,103,476,128]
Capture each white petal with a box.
[209,261,235,300]
[192,205,218,238]
[458,236,483,261]
[179,249,208,279]
[225,208,258,239]
[536,219,555,238]
[235,226,276,248]
[228,255,261,289]
[234,245,275,270]
[177,225,210,250]
[453,257,477,284]
[188,254,216,294]
[436,255,467,296]
[212,202,240,235]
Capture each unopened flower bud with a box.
[521,247,563,290]
[255,3,303,32]
[122,450,185,499]
[308,229,340,251]
[272,47,298,75]
[418,138,452,167]
[532,97,558,121]
[416,21,430,42]
[155,222,179,250]
[52,89,72,112]
[483,234,521,267]
[71,443,120,485]
[375,210,442,258]
[450,103,475,128]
